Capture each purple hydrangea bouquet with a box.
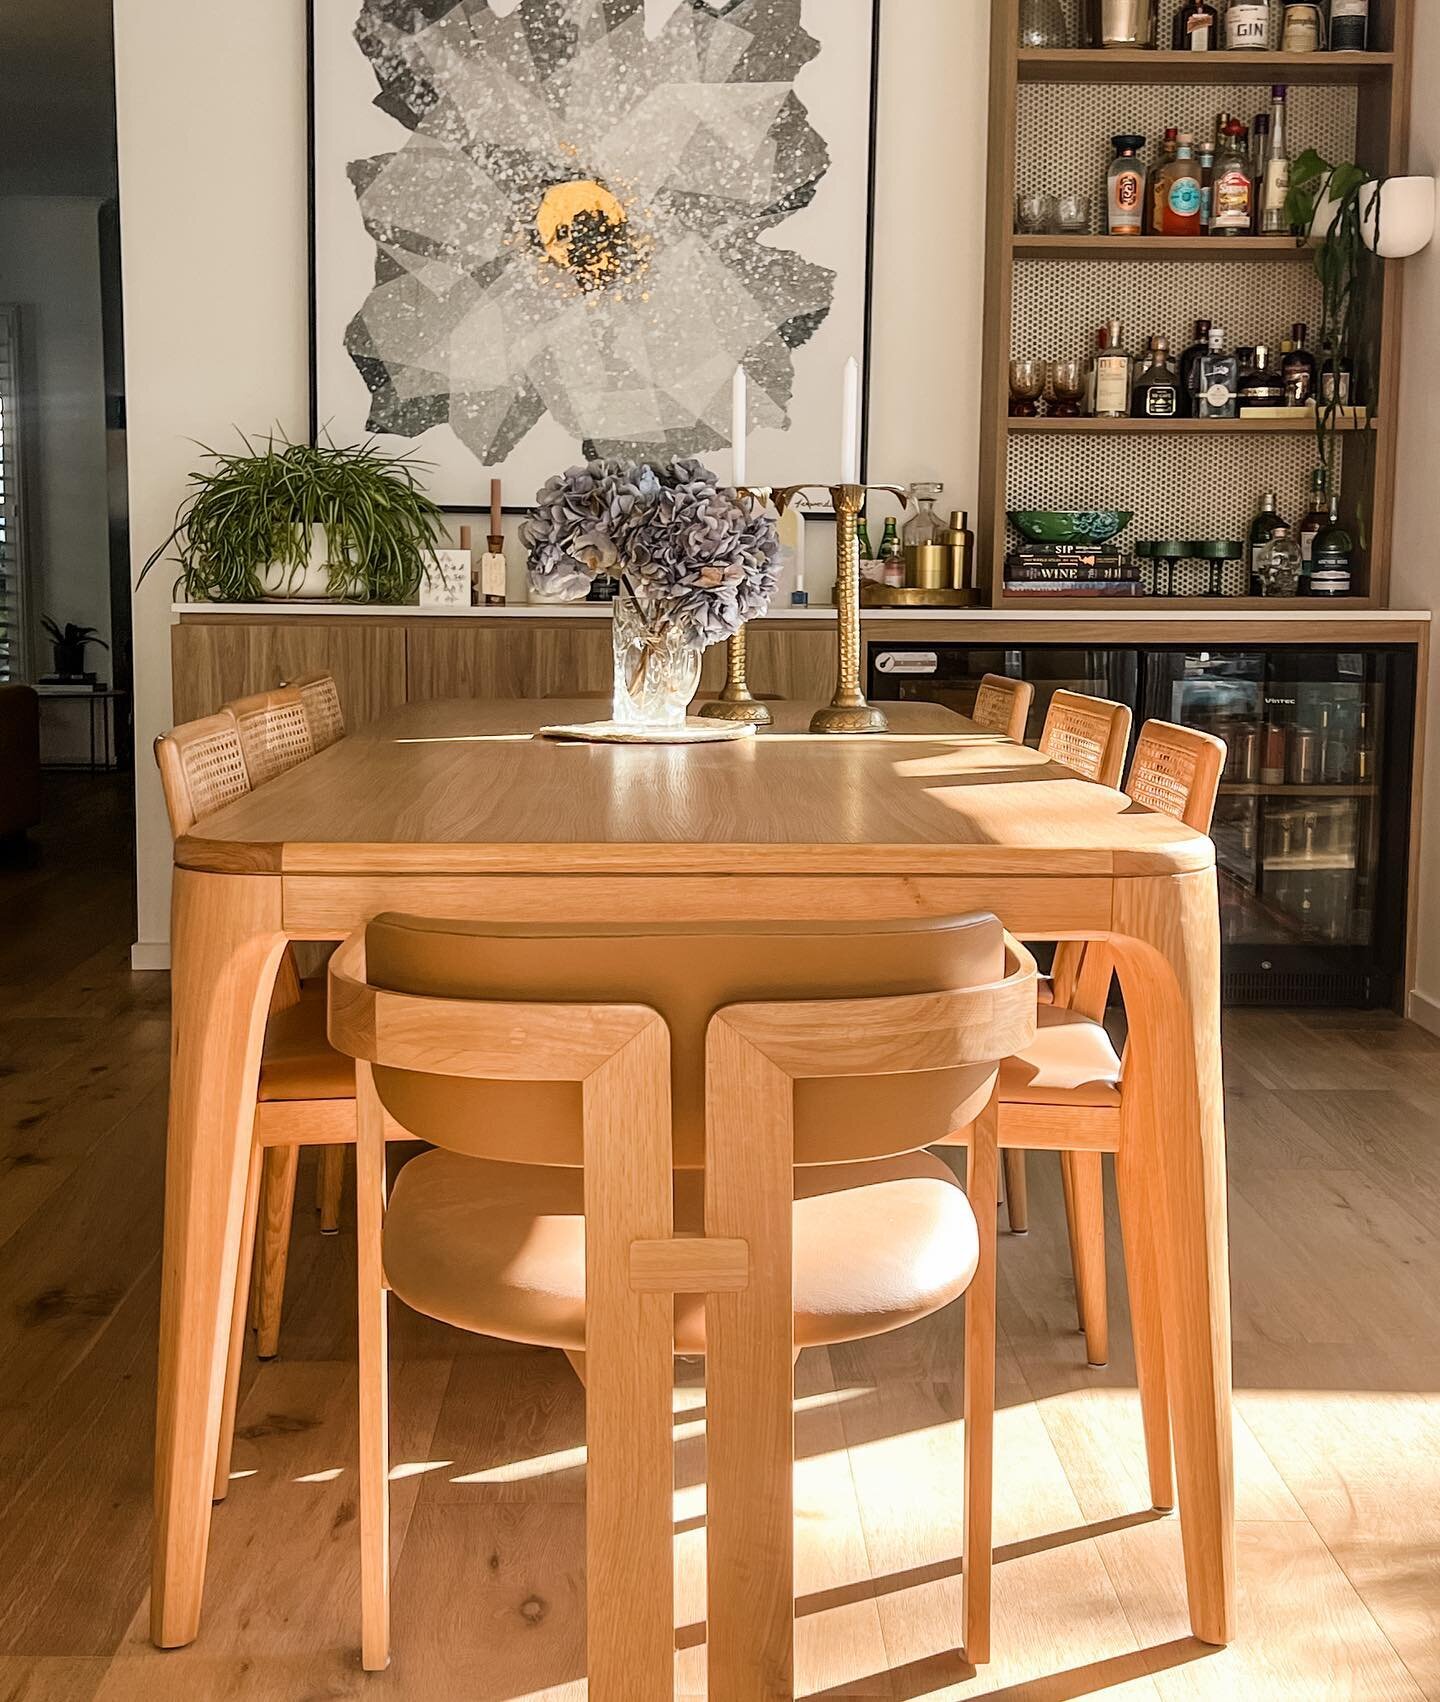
[523,458,779,730]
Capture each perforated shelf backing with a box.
[1005,431,1349,597]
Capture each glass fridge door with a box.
[1141,646,1415,1008]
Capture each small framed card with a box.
[418,549,471,607]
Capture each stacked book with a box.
[1005,542,1142,598]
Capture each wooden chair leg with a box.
[317,1145,345,1235]
[1060,1151,1109,1368]
[356,1063,391,1672]
[1116,1141,1174,1511]
[1002,1149,1029,1233]
[963,1100,998,1667]
[254,1146,299,1360]
[213,1143,264,1502]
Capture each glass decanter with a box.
[902,483,946,553]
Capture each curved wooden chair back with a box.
[1126,719,1226,833]
[971,673,1034,743]
[329,921,1034,1682]
[228,686,315,786]
[1039,690,1132,786]
[288,671,345,751]
[153,711,252,838]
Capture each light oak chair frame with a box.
[972,673,1035,744]
[997,720,1226,1513]
[329,929,1037,1693]
[1004,688,1133,1235]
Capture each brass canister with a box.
[944,509,974,590]
[907,544,949,590]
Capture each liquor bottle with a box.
[1145,129,1178,235]
[1260,86,1292,234]
[1106,135,1147,236]
[1210,118,1254,236]
[1199,145,1216,230]
[1249,113,1270,232]
[1281,324,1318,405]
[1091,320,1132,418]
[1155,132,1203,235]
[1238,345,1286,411]
[1282,3,1325,50]
[1179,318,1213,413]
[856,518,874,563]
[1132,334,1180,417]
[1195,326,1239,418]
[1298,466,1329,565]
[1330,0,1368,50]
[877,516,904,588]
[1227,1,1270,48]
[1256,523,1303,596]
[1310,498,1353,595]
[1174,0,1220,49]
[1248,491,1286,593]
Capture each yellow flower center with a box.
[536,179,633,291]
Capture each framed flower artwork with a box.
[309,0,880,509]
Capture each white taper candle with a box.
[840,356,860,485]
[731,366,747,488]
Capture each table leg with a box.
[1110,870,1234,1646]
[152,871,286,1647]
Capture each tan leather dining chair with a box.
[227,685,315,785]
[328,913,1037,1685]
[1004,689,1133,1232]
[992,720,1225,1509]
[971,672,1034,743]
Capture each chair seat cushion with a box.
[382,1148,980,1354]
[997,1005,1122,1108]
[258,981,355,1102]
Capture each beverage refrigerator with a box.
[868,641,1417,1009]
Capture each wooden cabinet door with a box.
[171,621,407,729]
[406,621,613,700]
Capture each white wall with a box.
[0,195,111,655]
[115,0,988,962]
[1392,1,1440,1031]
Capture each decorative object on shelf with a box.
[1008,509,1132,544]
[1254,524,1303,595]
[310,0,878,504]
[139,433,443,603]
[1281,3,1325,51]
[1016,192,1058,234]
[1053,194,1092,233]
[1358,175,1436,258]
[1195,538,1246,597]
[1083,0,1156,49]
[418,549,471,607]
[1009,358,1046,416]
[41,617,108,680]
[1018,0,1069,49]
[1048,359,1086,416]
[477,478,507,605]
[523,456,779,736]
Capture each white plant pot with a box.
[1359,175,1437,258]
[1307,172,1343,245]
[260,524,335,600]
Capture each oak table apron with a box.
[153,698,1235,1673]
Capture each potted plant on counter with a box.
[140,433,444,603]
[41,617,109,681]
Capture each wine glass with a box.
[1008,359,1046,417]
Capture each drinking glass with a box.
[1054,194,1092,233]
[1008,359,1046,417]
[1015,192,1057,234]
[1048,359,1085,417]
[1018,0,1070,47]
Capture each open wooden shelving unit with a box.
[978,0,1415,610]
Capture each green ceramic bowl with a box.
[1008,510,1133,545]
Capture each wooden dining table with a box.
[154,695,1235,1684]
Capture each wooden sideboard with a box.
[170,606,1431,724]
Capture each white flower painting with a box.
[311,0,878,505]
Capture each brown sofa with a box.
[0,684,41,843]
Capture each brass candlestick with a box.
[699,486,773,726]
[774,482,904,734]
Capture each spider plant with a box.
[139,432,445,602]
[1285,149,1382,533]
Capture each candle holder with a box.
[774,482,905,734]
[699,486,774,726]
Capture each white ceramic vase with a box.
[1359,176,1437,258]
[261,524,334,600]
